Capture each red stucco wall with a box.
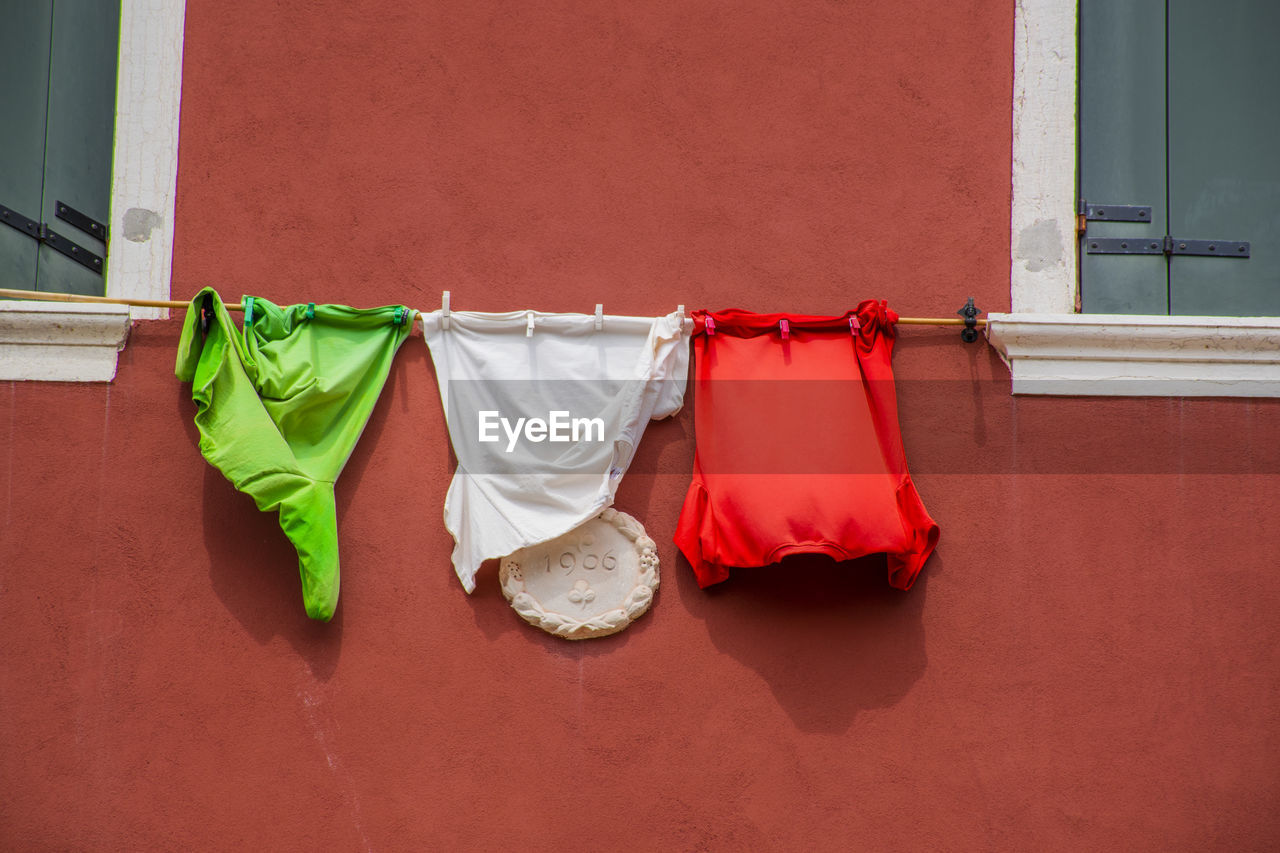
[3,1,1279,849]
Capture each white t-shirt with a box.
[421,308,691,592]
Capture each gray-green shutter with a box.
[1167,0,1280,316]
[0,1,52,292]
[0,0,119,297]
[1080,0,1280,316]
[1079,0,1169,314]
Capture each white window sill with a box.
[985,312,1280,397]
[0,301,132,382]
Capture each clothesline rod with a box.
[0,287,242,311]
[0,287,989,326]
[895,317,987,326]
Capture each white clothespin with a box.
[441,291,451,330]
[594,304,603,330]
[526,311,536,337]
[677,304,685,317]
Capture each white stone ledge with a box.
[985,312,1280,397]
[0,301,132,382]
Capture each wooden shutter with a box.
[1079,0,1280,316]
[0,0,119,297]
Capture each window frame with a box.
[986,0,1280,397]
[0,0,185,382]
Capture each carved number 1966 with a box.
[543,548,617,575]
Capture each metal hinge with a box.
[55,201,108,243]
[0,200,106,274]
[1085,235,1250,258]
[1081,201,1153,223]
[1078,199,1250,258]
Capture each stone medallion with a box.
[499,508,659,640]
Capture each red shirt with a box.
[674,302,939,589]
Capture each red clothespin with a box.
[705,316,716,336]
[849,316,860,334]
[779,319,790,340]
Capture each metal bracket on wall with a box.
[0,201,106,274]
[956,297,980,343]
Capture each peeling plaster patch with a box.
[122,208,162,243]
[1016,218,1062,272]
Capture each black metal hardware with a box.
[1086,238,1163,255]
[0,203,42,239]
[956,297,980,343]
[1081,201,1152,222]
[1086,235,1250,257]
[1079,198,1249,258]
[1167,238,1251,257]
[42,228,105,272]
[0,200,106,274]
[55,200,108,242]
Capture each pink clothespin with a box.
[779,319,790,340]
[705,316,716,336]
[849,316,860,334]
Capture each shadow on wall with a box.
[199,464,346,680]
[677,549,932,735]
[179,381,346,681]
